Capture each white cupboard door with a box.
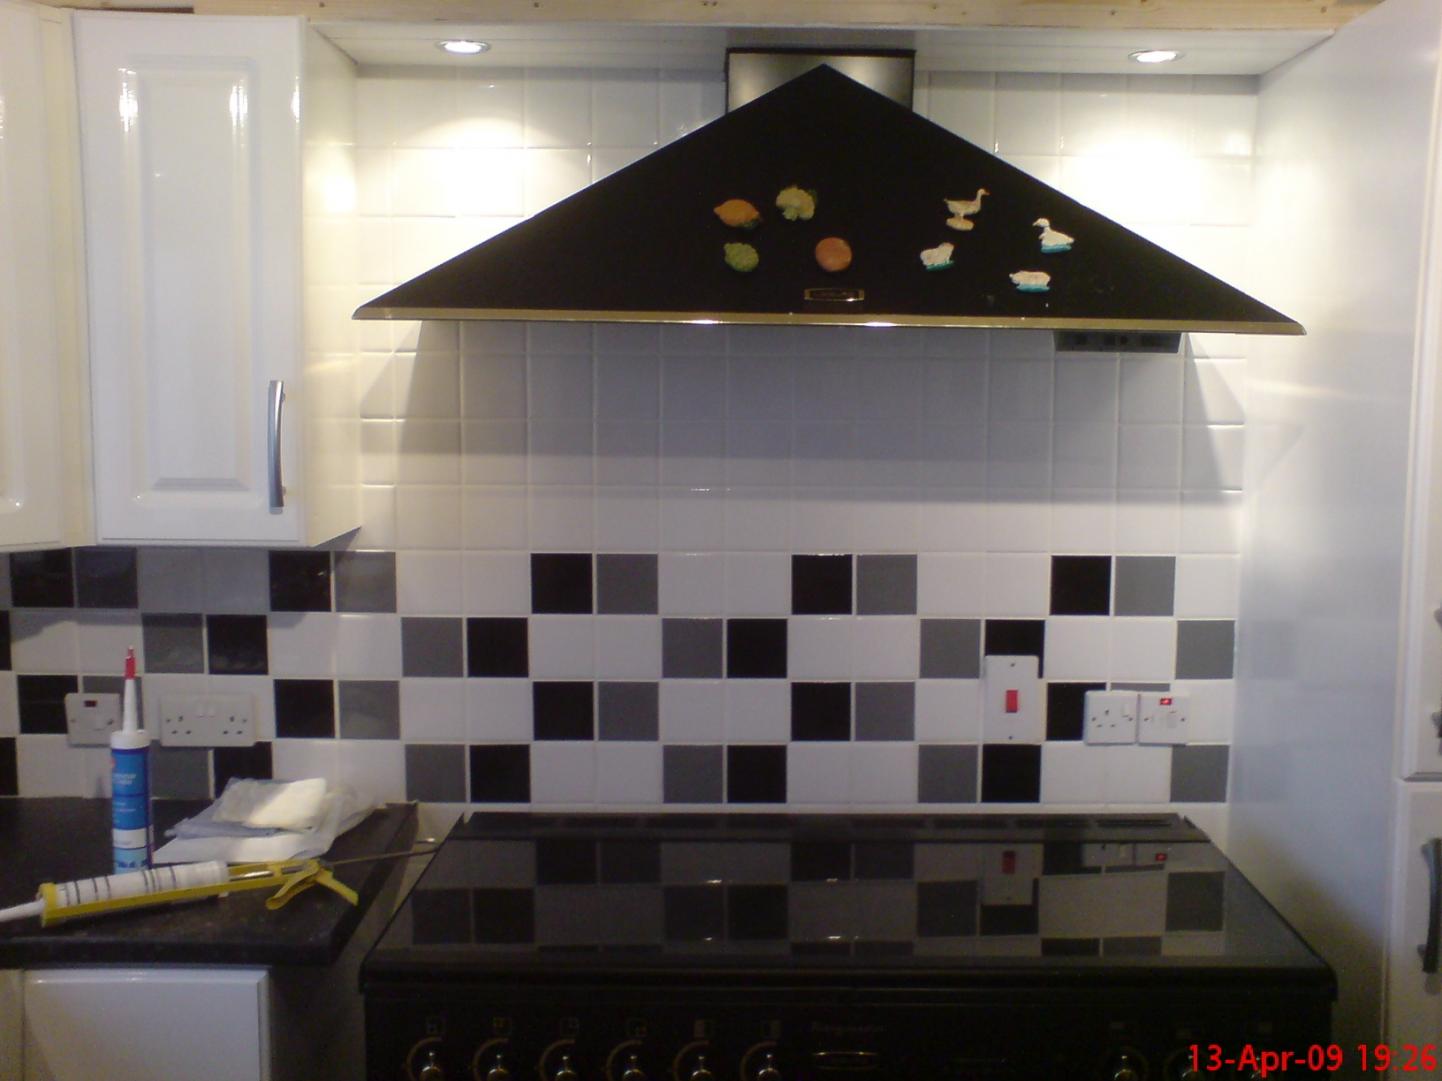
[1387,783,1442,1060]
[22,968,269,1081]
[0,970,20,1081]
[76,14,304,544]
[0,2,81,549]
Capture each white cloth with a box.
[213,777,329,831]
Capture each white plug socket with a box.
[982,655,1043,742]
[159,693,256,747]
[1084,691,1138,745]
[64,692,120,746]
[1137,691,1191,745]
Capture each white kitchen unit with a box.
[1238,0,1442,1061]
[74,14,360,546]
[0,0,92,551]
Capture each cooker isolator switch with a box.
[689,1055,715,1081]
[555,1054,580,1081]
[418,1050,446,1081]
[755,1052,782,1081]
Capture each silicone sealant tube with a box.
[0,861,232,924]
[111,647,150,872]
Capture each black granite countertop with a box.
[0,798,418,967]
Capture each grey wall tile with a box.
[854,682,915,740]
[919,620,981,678]
[857,555,918,615]
[402,617,465,677]
[1175,620,1234,678]
[1114,556,1175,616]
[596,554,658,614]
[335,552,398,613]
[150,746,211,799]
[406,743,467,801]
[203,549,270,614]
[918,744,978,803]
[339,679,401,739]
[141,614,204,674]
[663,744,723,803]
[662,619,723,678]
[138,548,203,612]
[598,681,659,740]
[1170,745,1229,802]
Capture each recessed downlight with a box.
[1129,49,1182,64]
[438,39,489,56]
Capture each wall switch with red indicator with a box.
[982,655,1042,742]
[980,842,1042,904]
[1137,691,1191,744]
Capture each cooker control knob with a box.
[555,1054,580,1081]
[755,1052,782,1081]
[487,1053,511,1081]
[622,1053,647,1081]
[1110,1052,1144,1081]
[689,1055,715,1081]
[418,1050,446,1081]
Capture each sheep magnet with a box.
[944,188,989,231]
[1010,270,1051,293]
[920,242,955,271]
[1033,218,1075,254]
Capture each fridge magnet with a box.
[945,188,990,230]
[919,242,955,271]
[1010,269,1051,293]
[1033,218,1075,253]
[714,199,761,228]
[815,236,853,272]
[724,242,760,272]
[775,186,817,221]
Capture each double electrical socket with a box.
[159,693,256,747]
[1084,690,1192,745]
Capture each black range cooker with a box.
[362,814,1334,1081]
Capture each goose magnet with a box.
[945,188,989,231]
[1033,218,1074,253]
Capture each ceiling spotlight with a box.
[1129,49,1181,64]
[438,39,489,56]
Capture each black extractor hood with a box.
[354,62,1302,342]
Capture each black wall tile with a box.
[533,681,594,740]
[76,548,138,609]
[269,551,332,612]
[726,619,787,678]
[410,889,472,944]
[274,679,335,738]
[0,612,9,671]
[10,550,73,608]
[537,838,599,884]
[664,884,723,940]
[214,743,273,791]
[0,738,16,796]
[727,884,788,939]
[1165,872,1226,932]
[17,675,77,734]
[598,840,661,884]
[917,880,977,937]
[467,617,530,677]
[470,744,531,802]
[1043,938,1100,957]
[983,619,1046,675]
[791,682,850,741]
[471,887,535,942]
[1045,682,1106,741]
[1049,556,1111,615]
[531,554,593,614]
[207,615,268,675]
[980,743,1042,803]
[855,841,915,879]
[792,555,852,614]
[980,897,1039,936]
[727,745,787,803]
[791,841,850,881]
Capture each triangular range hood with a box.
[355,64,1302,342]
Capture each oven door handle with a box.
[1421,838,1442,974]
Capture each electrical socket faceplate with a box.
[982,655,1043,742]
[979,843,1042,905]
[1084,691,1139,744]
[64,692,120,746]
[159,693,256,747]
[1137,691,1191,745]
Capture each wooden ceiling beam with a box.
[32,0,1381,32]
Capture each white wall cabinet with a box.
[0,0,91,551]
[74,14,359,547]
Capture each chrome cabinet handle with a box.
[267,379,285,511]
[1421,839,1442,973]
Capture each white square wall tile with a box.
[592,72,660,147]
[986,496,1050,552]
[918,554,986,615]
[1102,745,1171,803]
[530,742,597,805]
[17,735,91,797]
[267,613,338,677]
[594,617,662,679]
[75,614,140,679]
[925,72,994,147]
[1110,619,1178,681]
[9,612,77,673]
[983,554,1050,617]
[596,743,663,805]
[725,681,790,742]
[850,743,918,804]
[853,619,919,679]
[659,681,725,743]
[1054,357,1118,422]
[400,678,468,741]
[468,679,533,742]
[529,617,596,678]
[1171,679,1237,742]
[0,673,17,736]
[994,73,1061,156]
[595,489,661,552]
[526,487,593,551]
[1044,617,1112,682]
[659,487,724,552]
[335,741,407,804]
[1185,359,1246,426]
[1116,493,1180,554]
[1120,357,1183,423]
[789,618,856,680]
[525,70,592,148]
[1051,495,1117,554]
[1174,556,1240,618]
[788,743,852,805]
[1053,424,1118,490]
[915,680,981,742]
[398,552,465,615]
[659,553,725,615]
[335,614,403,679]
[1180,490,1244,554]
[1117,426,1181,489]
[272,739,342,785]
[396,487,464,549]
[725,553,790,615]
[1183,425,1244,491]
[1039,742,1109,803]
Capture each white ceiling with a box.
[317,22,1329,77]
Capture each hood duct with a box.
[355,59,1302,342]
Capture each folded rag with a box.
[213,777,330,832]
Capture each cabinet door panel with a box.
[77,15,302,544]
[0,2,75,549]
[1387,784,1442,1056]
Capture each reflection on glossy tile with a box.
[17,675,77,735]
[214,743,272,790]
[274,679,335,739]
[207,615,269,676]
[142,614,204,674]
